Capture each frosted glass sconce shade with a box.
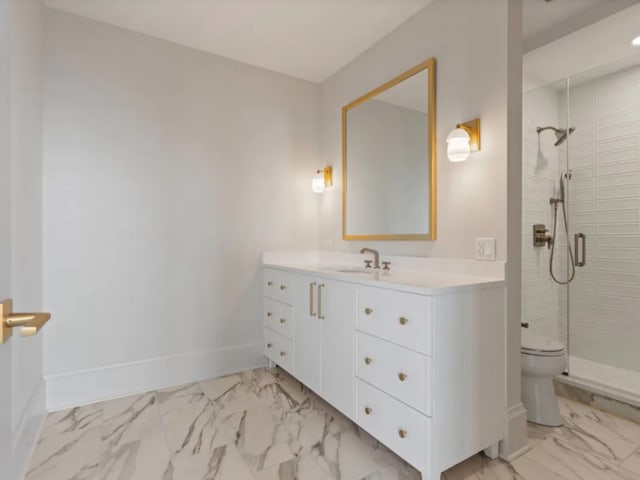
[312,166,333,193]
[446,118,480,162]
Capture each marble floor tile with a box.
[99,430,174,480]
[521,436,638,480]
[101,392,162,450]
[25,367,640,480]
[173,443,254,480]
[621,449,640,476]
[26,403,103,480]
[157,381,229,459]
[200,372,268,416]
[253,454,335,480]
[223,406,297,472]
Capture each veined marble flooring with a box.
[25,367,640,480]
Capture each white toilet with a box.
[521,328,567,426]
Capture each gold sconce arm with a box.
[1,299,51,343]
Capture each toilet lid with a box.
[521,330,565,353]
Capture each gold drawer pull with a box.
[364,357,373,365]
[398,372,407,382]
[280,318,286,324]
[364,407,372,415]
[280,351,286,357]
[365,308,373,315]
[399,317,408,325]
[266,343,273,348]
[267,312,273,317]
[398,429,407,439]
[267,281,273,286]
[280,285,286,291]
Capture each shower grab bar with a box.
[575,233,586,267]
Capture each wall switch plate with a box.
[475,238,496,261]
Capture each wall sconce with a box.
[446,118,480,162]
[312,166,333,193]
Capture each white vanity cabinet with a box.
[262,262,505,480]
[292,274,356,418]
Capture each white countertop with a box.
[263,251,505,295]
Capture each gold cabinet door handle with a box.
[280,351,286,357]
[266,343,273,348]
[309,282,317,317]
[365,307,373,315]
[318,284,325,320]
[280,318,286,324]
[398,429,407,439]
[280,285,286,291]
[364,407,372,415]
[364,357,373,365]
[267,312,273,317]
[267,281,273,286]
[399,317,408,325]
[1,299,51,344]
[398,372,407,382]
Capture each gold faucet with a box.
[360,248,380,269]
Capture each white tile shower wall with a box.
[522,84,563,341]
[562,65,640,372]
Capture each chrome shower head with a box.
[536,126,575,146]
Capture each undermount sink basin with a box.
[335,267,372,274]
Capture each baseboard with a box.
[12,379,47,480]
[499,402,530,462]
[45,342,267,411]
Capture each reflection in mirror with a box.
[342,58,436,240]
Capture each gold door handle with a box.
[309,282,317,317]
[364,357,373,365]
[398,372,407,382]
[267,312,273,317]
[398,429,407,439]
[365,307,373,315]
[1,299,51,344]
[280,351,286,357]
[364,407,372,415]
[399,317,408,325]
[280,285,286,291]
[266,343,273,348]
[318,284,325,320]
[280,318,286,324]
[267,281,273,286]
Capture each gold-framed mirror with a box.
[342,58,436,240]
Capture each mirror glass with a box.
[342,58,436,240]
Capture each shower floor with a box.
[564,355,640,407]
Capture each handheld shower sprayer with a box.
[549,171,575,285]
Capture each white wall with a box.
[43,10,320,409]
[317,0,526,459]
[319,0,511,260]
[8,0,47,477]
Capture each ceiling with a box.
[43,0,433,83]
[523,0,640,53]
[524,2,640,91]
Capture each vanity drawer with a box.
[357,286,432,355]
[356,379,429,471]
[356,332,431,415]
[264,328,294,373]
[263,298,294,339]
[264,268,293,305]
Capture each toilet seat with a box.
[521,330,565,357]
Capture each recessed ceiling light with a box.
[632,35,640,46]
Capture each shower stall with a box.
[523,59,640,406]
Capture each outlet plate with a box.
[475,238,496,261]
